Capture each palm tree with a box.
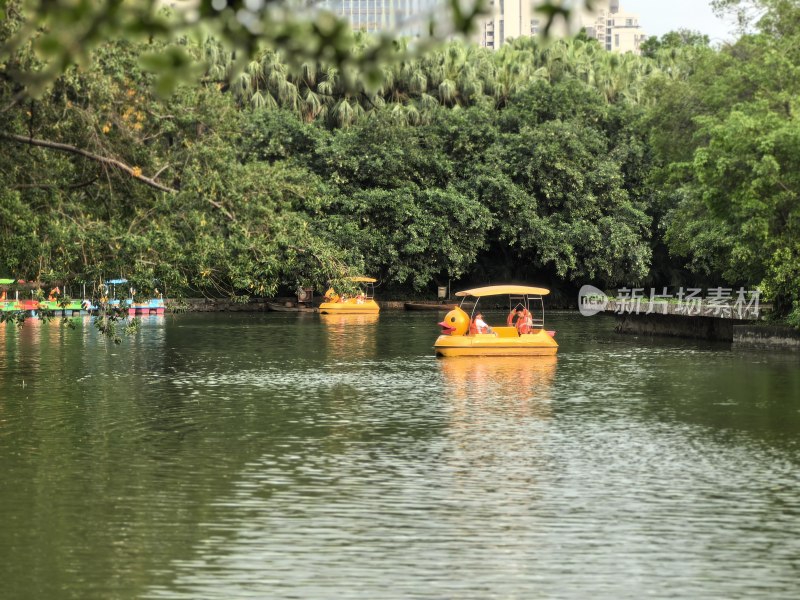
[198,29,674,126]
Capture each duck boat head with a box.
[438,306,471,336]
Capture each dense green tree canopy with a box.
[2,0,800,327]
[651,0,800,323]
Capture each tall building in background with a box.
[472,0,647,53]
[475,0,536,50]
[321,0,443,37]
[582,0,647,54]
[322,0,646,54]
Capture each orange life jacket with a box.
[516,310,532,335]
[469,319,479,335]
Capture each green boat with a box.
[38,299,89,316]
[0,278,19,312]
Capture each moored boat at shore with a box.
[267,301,318,313]
[102,279,165,316]
[1,278,164,318]
[0,281,20,313]
[128,297,165,316]
[39,298,91,316]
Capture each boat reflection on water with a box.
[319,313,380,327]
[439,355,557,419]
[319,312,379,360]
[0,319,6,364]
[1,317,43,379]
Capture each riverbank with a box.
[166,297,413,312]
[733,324,800,350]
[604,312,799,350]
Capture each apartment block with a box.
[321,0,443,36]
[582,0,647,54]
[320,0,646,53]
[475,0,536,50]
[474,0,646,53]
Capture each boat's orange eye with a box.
[450,317,456,323]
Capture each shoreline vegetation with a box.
[1,0,799,334]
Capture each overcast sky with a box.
[620,0,739,42]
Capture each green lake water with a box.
[1,311,799,599]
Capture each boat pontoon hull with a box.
[319,299,380,314]
[434,328,558,357]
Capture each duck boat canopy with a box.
[434,284,558,357]
[455,285,551,298]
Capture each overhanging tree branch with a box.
[2,133,178,193]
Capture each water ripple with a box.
[2,313,800,600]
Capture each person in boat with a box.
[516,309,533,335]
[507,308,524,326]
[471,312,495,335]
[48,287,60,301]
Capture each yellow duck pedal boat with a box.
[434,285,558,357]
[318,276,380,315]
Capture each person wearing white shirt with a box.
[473,312,494,334]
